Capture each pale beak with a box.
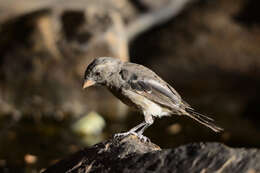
[82,79,96,89]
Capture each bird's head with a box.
[83,57,121,89]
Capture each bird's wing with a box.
[120,63,184,110]
[131,79,182,109]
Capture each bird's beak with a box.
[82,79,96,89]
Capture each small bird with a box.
[83,57,223,141]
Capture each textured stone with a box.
[43,135,260,173]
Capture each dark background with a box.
[0,0,259,172]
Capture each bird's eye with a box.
[95,72,100,76]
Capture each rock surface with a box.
[43,135,260,173]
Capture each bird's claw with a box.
[137,134,150,143]
[114,131,150,143]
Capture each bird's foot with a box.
[114,131,150,143]
[136,134,150,143]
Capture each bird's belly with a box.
[118,89,170,117]
[138,96,171,118]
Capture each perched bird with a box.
[83,57,223,141]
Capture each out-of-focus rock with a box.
[72,111,105,135]
[0,0,132,119]
[0,0,190,120]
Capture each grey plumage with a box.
[83,57,223,141]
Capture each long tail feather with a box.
[185,108,223,132]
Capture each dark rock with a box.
[43,135,260,173]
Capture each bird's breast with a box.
[108,87,139,110]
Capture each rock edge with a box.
[43,135,260,173]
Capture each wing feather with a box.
[128,79,181,110]
[120,63,183,110]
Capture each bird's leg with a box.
[114,122,146,137]
[136,123,151,136]
[114,114,154,143]
[135,113,154,142]
[129,121,147,133]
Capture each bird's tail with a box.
[184,108,223,133]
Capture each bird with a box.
[82,57,223,141]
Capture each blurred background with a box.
[0,0,260,172]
